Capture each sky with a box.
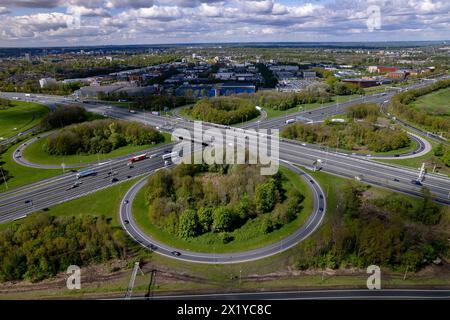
[0,0,449,47]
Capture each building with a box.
[215,83,256,96]
[386,70,410,80]
[303,71,317,80]
[78,84,155,99]
[342,78,379,88]
[39,77,58,88]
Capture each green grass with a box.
[411,87,450,116]
[264,94,360,119]
[22,132,171,166]
[132,166,314,254]
[0,140,61,192]
[0,101,49,140]
[0,178,139,231]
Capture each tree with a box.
[178,209,200,239]
[212,206,235,232]
[255,179,277,213]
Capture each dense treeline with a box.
[0,214,127,282]
[256,63,278,88]
[242,84,333,111]
[45,119,164,155]
[295,184,448,271]
[39,105,88,131]
[389,79,450,138]
[144,164,305,241]
[188,97,260,125]
[433,143,450,167]
[98,92,191,112]
[282,104,410,152]
[0,98,12,109]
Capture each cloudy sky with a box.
[0,0,449,47]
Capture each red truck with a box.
[127,154,147,166]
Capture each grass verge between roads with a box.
[378,137,450,177]
[132,166,314,254]
[0,178,139,231]
[22,132,172,166]
[0,100,49,140]
[0,140,60,192]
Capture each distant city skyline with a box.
[0,0,449,47]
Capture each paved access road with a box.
[119,162,326,264]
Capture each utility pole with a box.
[0,167,8,190]
[125,262,144,300]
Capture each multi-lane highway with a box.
[119,162,326,264]
[0,78,449,227]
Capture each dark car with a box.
[111,177,119,183]
[319,195,324,199]
[411,179,422,186]
[393,178,400,182]
[171,251,181,256]
[124,220,130,225]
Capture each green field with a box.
[132,166,314,254]
[0,101,49,140]
[0,140,61,192]
[22,132,171,166]
[411,87,450,116]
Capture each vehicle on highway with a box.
[411,179,422,186]
[123,200,129,204]
[76,169,97,179]
[129,109,136,114]
[171,251,181,256]
[127,154,147,166]
[111,177,119,183]
[124,220,130,224]
[162,151,179,161]
[285,119,296,124]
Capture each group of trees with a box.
[296,184,447,271]
[144,164,305,241]
[188,96,260,125]
[282,104,410,153]
[314,67,365,95]
[0,98,12,109]
[433,143,450,167]
[244,84,333,111]
[256,63,278,88]
[45,119,164,156]
[39,105,88,131]
[389,79,450,139]
[0,214,127,282]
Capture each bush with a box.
[39,105,87,130]
[45,119,164,156]
[0,214,126,282]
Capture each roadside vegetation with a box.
[44,119,165,156]
[0,99,49,139]
[389,79,450,139]
[134,164,312,252]
[294,182,448,272]
[282,103,411,153]
[187,96,260,125]
[0,214,127,282]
